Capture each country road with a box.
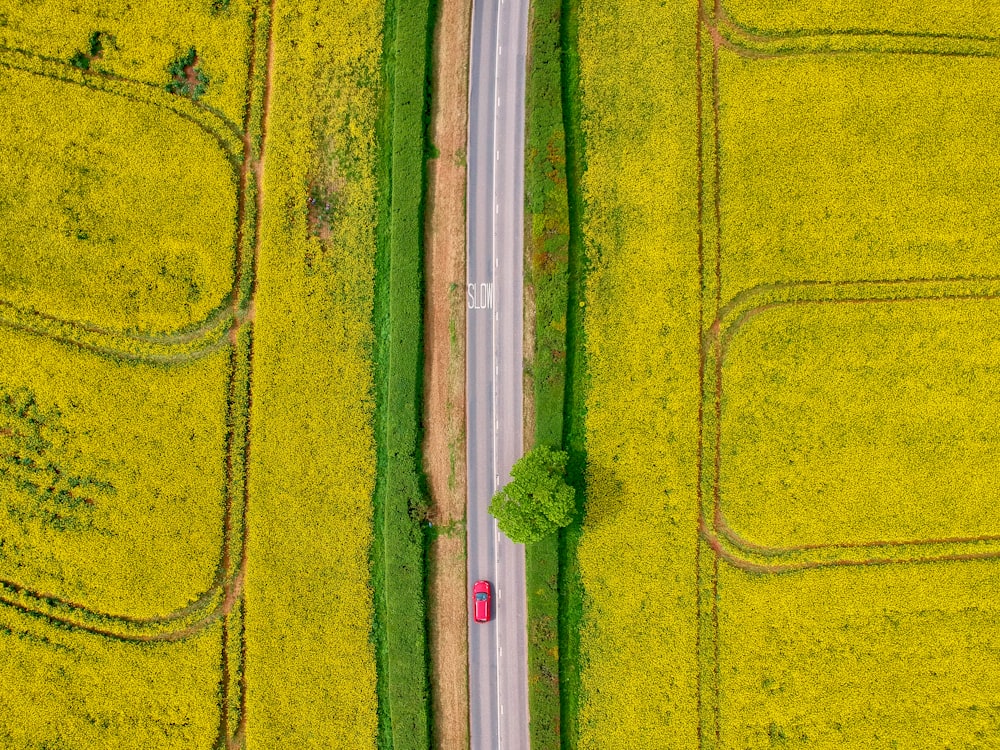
[465,0,530,748]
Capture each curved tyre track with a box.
[702,0,1000,59]
[701,279,1000,572]
[0,4,277,748]
[698,1,1000,574]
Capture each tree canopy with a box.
[489,445,577,544]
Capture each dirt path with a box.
[422,0,473,747]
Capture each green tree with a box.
[489,445,576,544]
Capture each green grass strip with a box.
[558,0,588,746]
[525,0,572,746]
[373,0,435,748]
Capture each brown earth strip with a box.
[423,0,472,747]
[227,0,277,744]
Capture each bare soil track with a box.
[694,3,1000,745]
[423,0,473,746]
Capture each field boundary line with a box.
[702,0,1000,59]
[694,3,706,746]
[219,0,276,740]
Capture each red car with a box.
[473,580,491,623]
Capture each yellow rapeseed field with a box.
[0,605,224,749]
[716,50,1000,303]
[0,326,228,619]
[720,298,1000,550]
[0,0,381,745]
[717,561,1000,747]
[577,0,1000,748]
[0,0,254,123]
[0,64,237,334]
[575,0,701,747]
[245,0,382,745]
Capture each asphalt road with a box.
[465,0,530,748]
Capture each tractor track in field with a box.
[702,0,1000,60]
[694,3,1000,742]
[0,0,269,623]
[0,46,245,165]
[703,522,1000,575]
[698,0,1000,574]
[709,0,1000,47]
[703,282,1000,573]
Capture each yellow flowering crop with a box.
[0,0,254,123]
[721,297,1000,551]
[575,0,701,747]
[244,0,382,745]
[0,605,224,749]
[0,63,237,334]
[0,326,228,619]
[577,0,1000,748]
[717,559,1000,747]
[0,0,381,745]
[715,50,1000,303]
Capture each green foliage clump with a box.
[490,446,577,544]
[166,47,209,101]
[0,386,113,533]
[68,31,107,70]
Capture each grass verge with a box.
[524,0,572,747]
[558,0,587,746]
[372,0,436,748]
[372,6,393,742]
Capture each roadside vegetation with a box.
[556,0,588,746]
[419,0,473,745]
[523,0,586,747]
[372,0,435,748]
